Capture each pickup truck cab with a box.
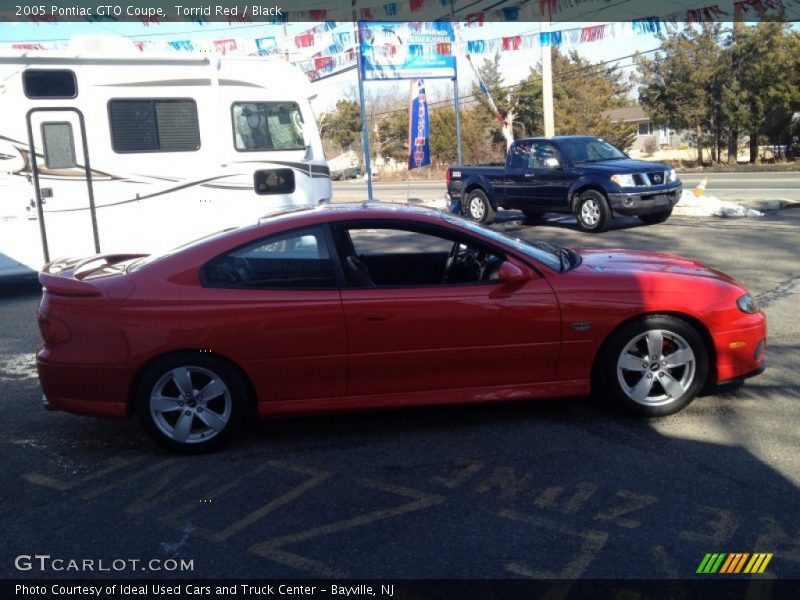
[446,135,682,232]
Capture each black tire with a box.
[522,209,546,223]
[464,189,496,224]
[638,208,673,225]
[135,352,247,453]
[598,315,709,417]
[575,190,612,233]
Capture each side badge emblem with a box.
[572,321,593,332]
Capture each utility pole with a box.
[541,19,555,138]
[351,1,374,201]
[450,3,462,165]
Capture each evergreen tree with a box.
[635,23,727,164]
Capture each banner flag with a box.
[408,79,431,169]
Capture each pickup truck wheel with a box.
[639,208,673,225]
[465,190,495,224]
[575,190,612,233]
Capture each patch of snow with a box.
[674,191,763,218]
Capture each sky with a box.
[0,19,665,113]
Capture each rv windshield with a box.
[232,102,305,152]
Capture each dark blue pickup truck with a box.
[446,135,682,232]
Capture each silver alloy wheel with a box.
[616,329,696,407]
[580,198,601,227]
[468,196,486,220]
[149,366,232,444]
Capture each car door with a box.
[200,225,347,401]
[333,221,561,396]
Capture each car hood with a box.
[574,248,741,286]
[577,159,672,174]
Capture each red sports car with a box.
[37,204,766,452]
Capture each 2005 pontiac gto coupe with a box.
[37,204,766,452]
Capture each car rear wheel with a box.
[575,190,612,233]
[599,315,708,417]
[638,208,673,225]
[135,353,247,453]
[465,189,496,224]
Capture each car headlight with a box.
[667,168,678,183]
[610,174,636,187]
[737,293,758,314]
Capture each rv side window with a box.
[108,99,200,153]
[232,102,305,152]
[23,70,77,99]
[41,122,77,169]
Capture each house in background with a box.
[603,106,685,152]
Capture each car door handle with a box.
[524,173,535,178]
[357,311,388,322]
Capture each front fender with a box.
[567,175,611,208]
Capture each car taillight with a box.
[38,313,71,344]
[445,169,451,186]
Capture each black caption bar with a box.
[6,579,800,600]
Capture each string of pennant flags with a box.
[4,0,789,83]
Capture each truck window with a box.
[529,142,560,169]
[108,99,200,153]
[23,69,77,99]
[507,142,532,169]
[232,102,305,152]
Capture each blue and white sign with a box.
[408,79,431,170]
[359,22,456,81]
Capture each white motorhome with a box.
[0,37,331,281]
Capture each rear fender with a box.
[461,175,498,209]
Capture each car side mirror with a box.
[498,261,529,284]
[544,157,560,168]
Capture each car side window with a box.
[340,226,503,288]
[203,227,336,289]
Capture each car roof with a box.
[131,203,450,274]
[257,202,445,226]
[516,135,598,143]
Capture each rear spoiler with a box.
[39,254,147,297]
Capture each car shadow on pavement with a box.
[493,210,647,233]
[0,279,41,299]
[9,389,799,581]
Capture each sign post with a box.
[352,7,374,201]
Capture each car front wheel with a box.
[135,353,247,452]
[599,315,709,417]
[575,190,612,232]
[465,189,496,224]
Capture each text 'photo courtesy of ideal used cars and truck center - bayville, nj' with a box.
[1,0,799,598]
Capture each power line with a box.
[360,48,660,120]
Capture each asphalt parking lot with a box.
[1,209,799,585]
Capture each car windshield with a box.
[558,137,627,163]
[442,214,567,272]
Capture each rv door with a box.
[26,108,100,263]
